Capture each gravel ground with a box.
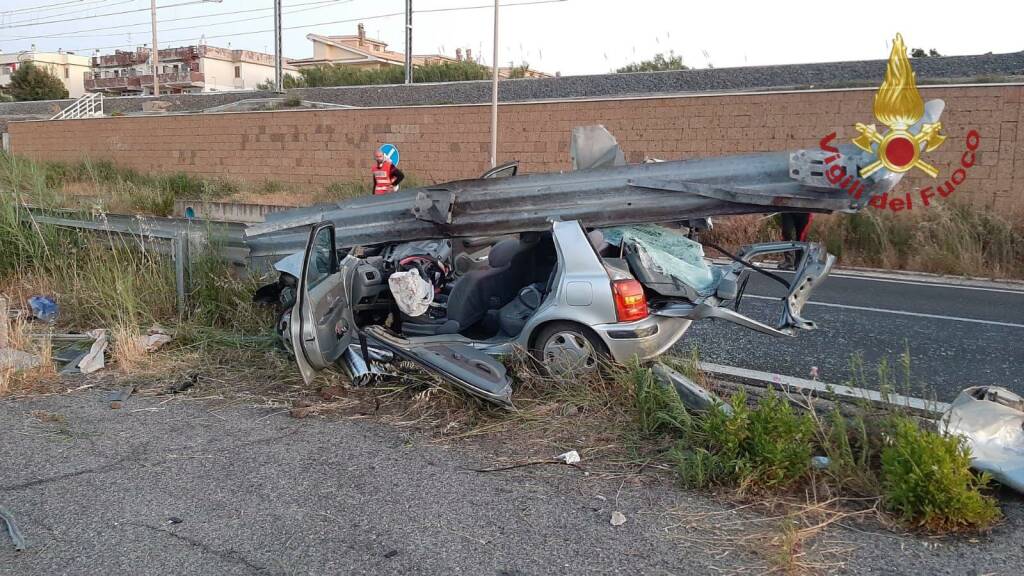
[1,388,1022,575]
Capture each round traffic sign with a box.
[379,143,400,166]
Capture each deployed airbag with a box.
[388,270,434,317]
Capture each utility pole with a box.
[404,0,412,84]
[489,0,499,167]
[150,0,159,96]
[274,0,283,91]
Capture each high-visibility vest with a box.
[372,162,395,195]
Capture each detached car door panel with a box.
[362,326,514,407]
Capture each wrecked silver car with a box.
[248,109,942,407]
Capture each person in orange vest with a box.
[371,150,405,195]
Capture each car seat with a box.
[401,237,534,336]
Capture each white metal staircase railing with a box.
[51,92,104,120]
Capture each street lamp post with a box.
[150,0,159,96]
[489,0,499,167]
[404,0,413,84]
[274,0,283,91]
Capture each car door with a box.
[362,326,514,408]
[290,223,357,384]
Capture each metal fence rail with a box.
[19,208,258,314]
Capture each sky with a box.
[0,0,1021,75]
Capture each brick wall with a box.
[9,84,1023,211]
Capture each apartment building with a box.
[85,45,295,95]
[0,49,93,98]
[289,23,550,78]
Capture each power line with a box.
[0,0,218,29]
[0,0,349,43]
[0,0,115,16]
[1,0,120,18]
[34,0,567,55]
[1,0,136,25]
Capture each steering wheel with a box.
[397,255,448,293]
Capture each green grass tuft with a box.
[881,417,1001,531]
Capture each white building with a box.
[85,45,295,95]
[0,49,93,98]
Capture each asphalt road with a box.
[685,268,1024,402]
[2,391,1022,576]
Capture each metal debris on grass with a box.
[942,386,1024,494]
[0,506,26,552]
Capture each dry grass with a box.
[0,308,57,393]
[705,204,1024,279]
[111,323,147,373]
[665,495,883,575]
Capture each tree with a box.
[8,62,69,101]
[616,51,687,73]
[258,60,494,89]
[507,62,531,79]
[911,48,942,58]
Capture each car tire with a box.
[276,308,294,356]
[531,321,609,378]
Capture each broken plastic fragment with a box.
[0,349,40,372]
[78,329,108,374]
[28,295,58,323]
[810,456,831,470]
[556,450,581,465]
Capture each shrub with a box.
[674,390,816,492]
[880,417,1001,531]
[630,361,690,438]
[7,62,69,101]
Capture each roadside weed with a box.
[881,416,1001,531]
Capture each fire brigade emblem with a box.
[853,34,946,178]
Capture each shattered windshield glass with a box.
[601,224,720,296]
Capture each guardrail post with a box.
[173,232,190,316]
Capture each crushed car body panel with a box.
[942,386,1024,494]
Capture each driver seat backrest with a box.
[444,238,529,331]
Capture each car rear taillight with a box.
[612,279,648,322]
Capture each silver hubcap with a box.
[542,331,598,376]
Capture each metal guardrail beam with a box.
[19,208,256,314]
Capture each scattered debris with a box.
[811,456,831,470]
[383,550,399,559]
[555,450,581,465]
[136,325,173,353]
[27,296,58,323]
[319,385,346,401]
[30,410,65,424]
[0,505,26,552]
[610,511,627,527]
[162,372,198,395]
[652,362,732,415]
[78,329,108,374]
[108,386,135,409]
[290,400,314,419]
[942,386,1024,494]
[471,455,586,474]
[0,349,40,372]
[167,517,183,525]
